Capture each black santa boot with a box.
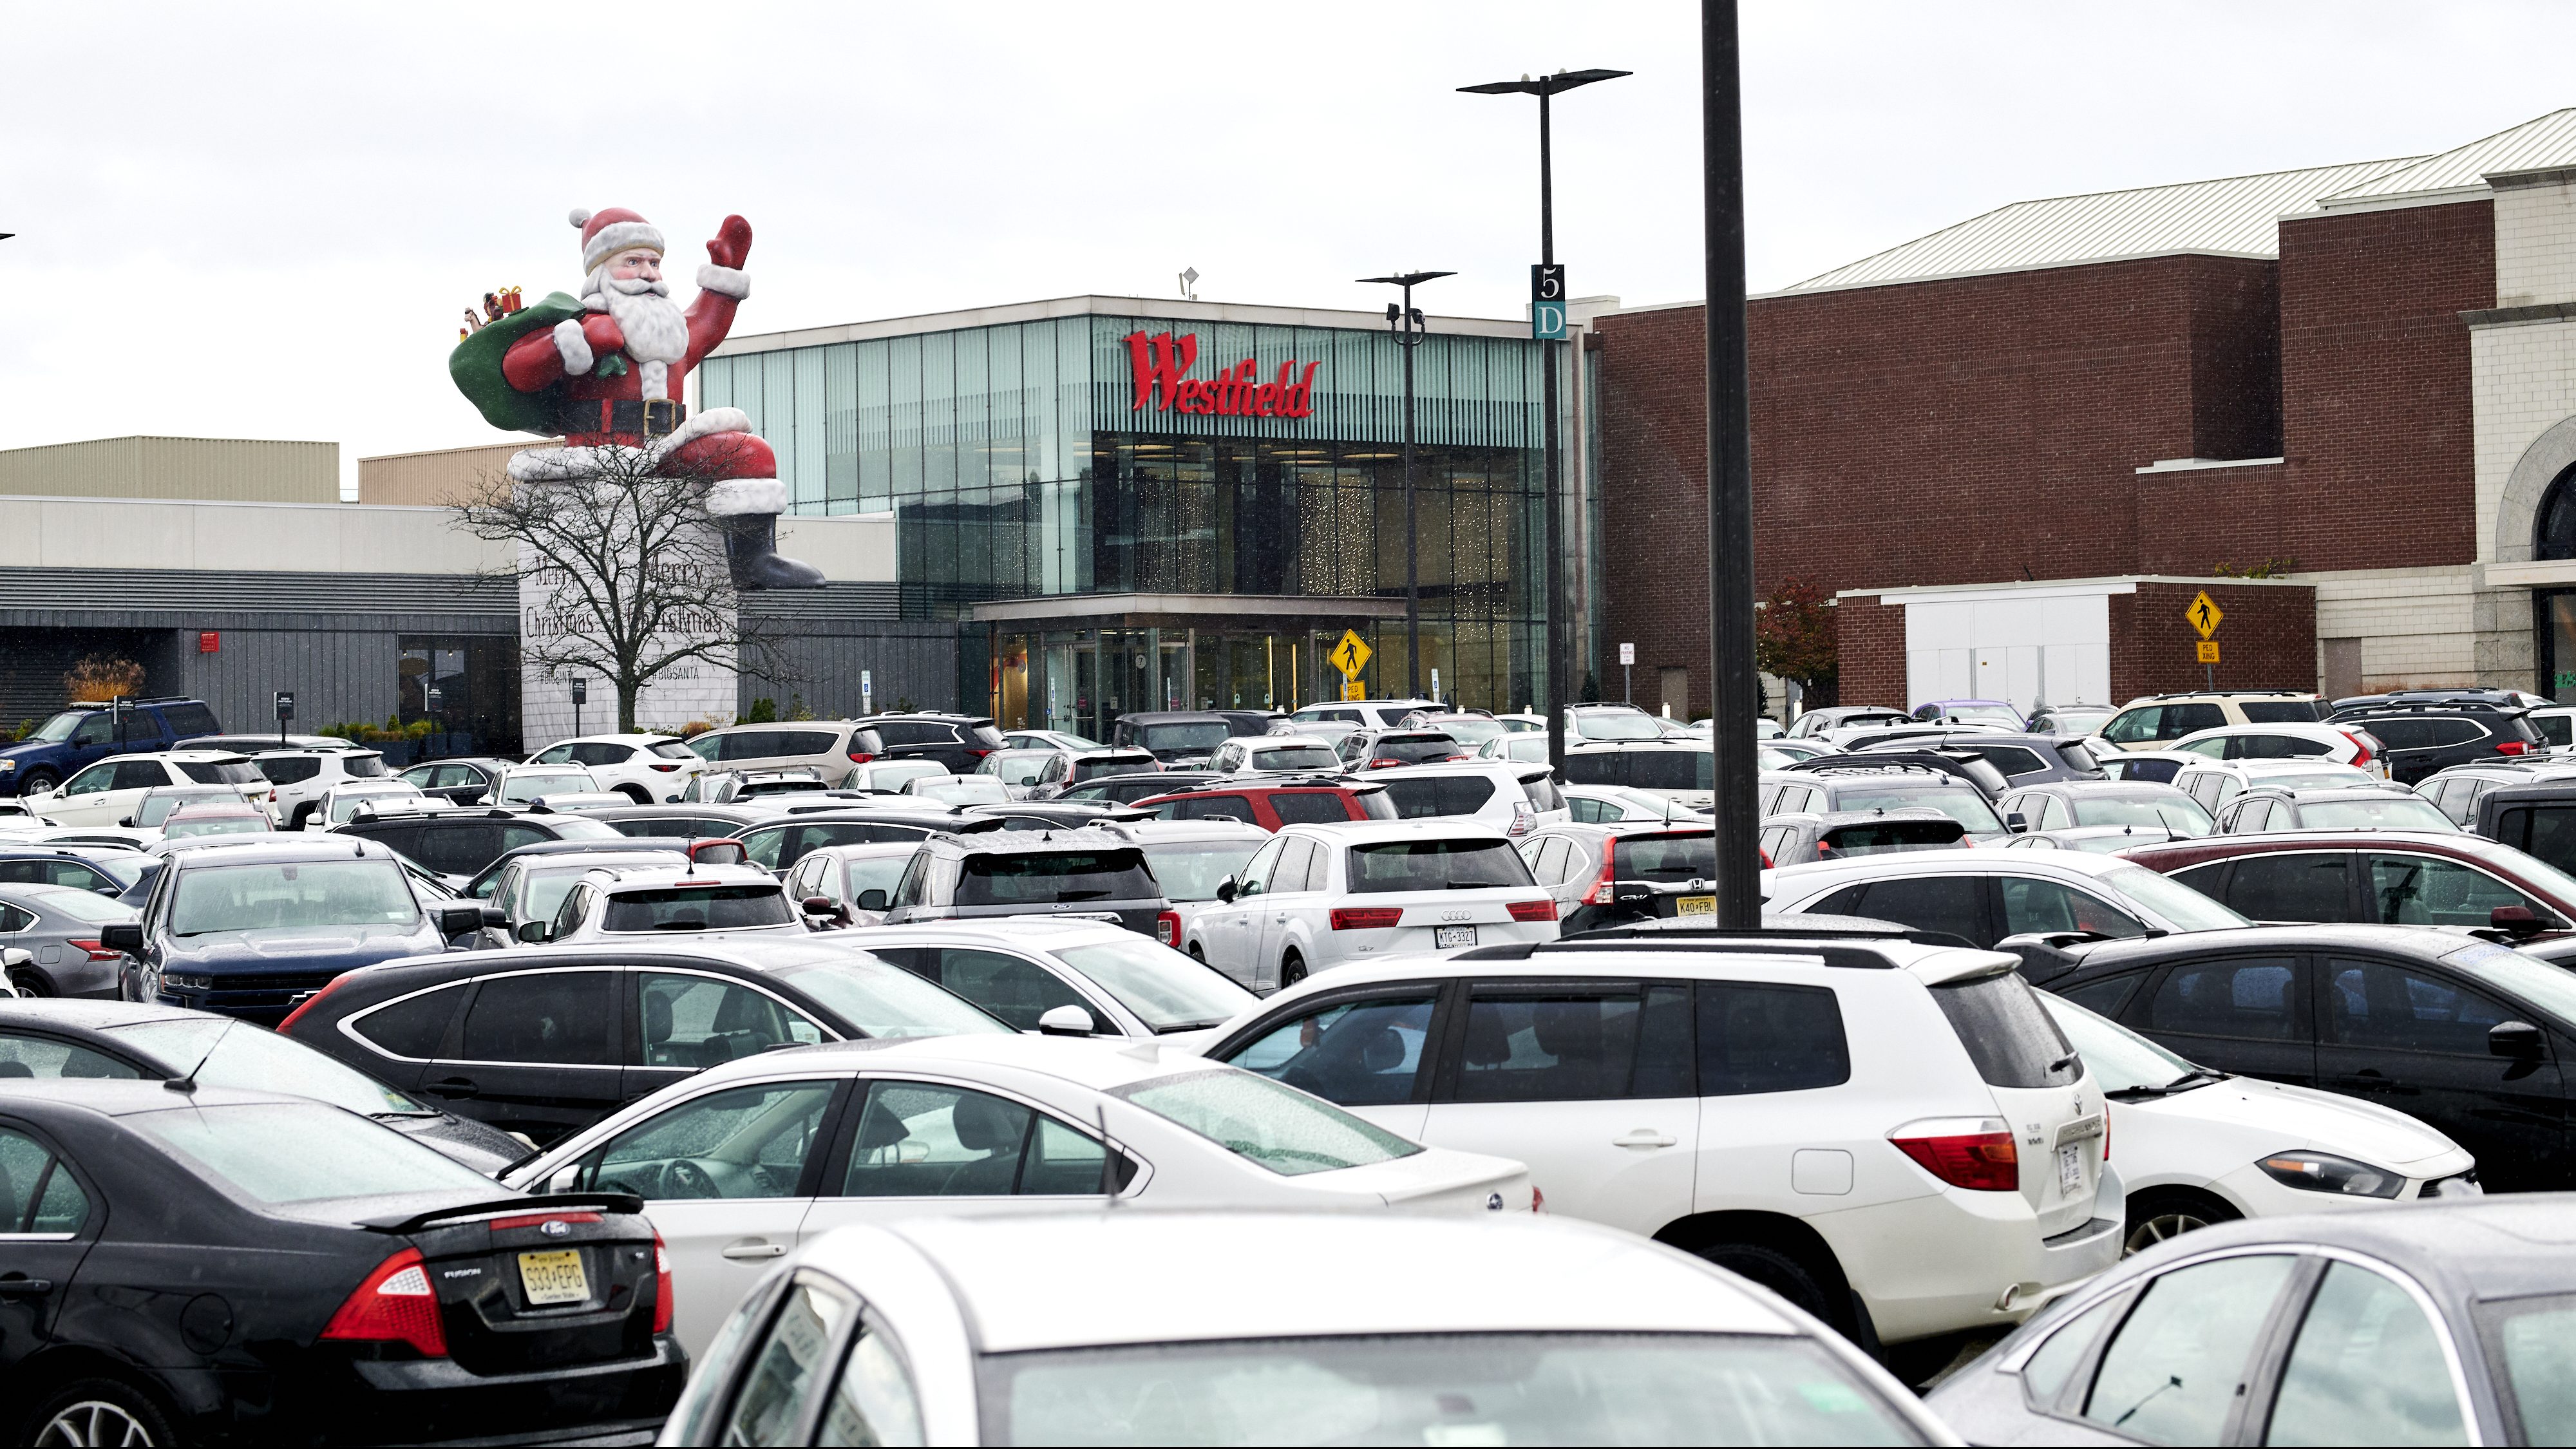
[722,512,827,591]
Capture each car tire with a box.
[8,969,50,998]
[17,770,57,796]
[1187,943,1206,962]
[21,1376,176,1448]
[1279,951,1307,989]
[616,784,653,804]
[1691,1241,1838,1325]
[2124,1189,2240,1256]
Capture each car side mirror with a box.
[1036,1004,1096,1037]
[544,1163,585,1195]
[802,894,837,917]
[856,888,889,913]
[516,920,551,943]
[1215,875,1240,904]
[99,923,146,953]
[2490,904,2545,939]
[478,905,509,928]
[437,905,485,937]
[2491,1019,2546,1059]
[2004,811,2029,833]
[119,816,137,828]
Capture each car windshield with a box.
[1142,840,1264,902]
[1573,710,1663,741]
[2099,864,2253,932]
[2297,796,2456,831]
[958,849,1159,905]
[1947,705,2023,726]
[981,1332,1922,1448]
[1137,723,1230,752]
[1056,938,1258,1031]
[768,955,1010,1037]
[169,860,419,935]
[176,761,264,786]
[163,815,269,839]
[139,1101,497,1205]
[1432,718,1507,746]
[1249,746,1339,772]
[344,755,388,779]
[501,771,589,803]
[1372,735,1461,764]
[2042,710,2114,735]
[1113,1068,1420,1175]
[1627,751,1716,791]
[24,712,88,744]
[137,792,233,826]
[107,1018,430,1115]
[1833,786,2003,834]
[2071,796,2214,835]
[601,884,795,932]
[2036,994,2205,1093]
[650,741,699,759]
[1345,838,1537,893]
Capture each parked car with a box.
[121,782,246,830]
[1132,777,1395,829]
[1758,808,1966,868]
[1761,759,2013,840]
[1560,702,1669,743]
[1368,761,1567,837]
[457,835,741,903]
[459,845,691,947]
[2215,783,2457,833]
[1025,746,1160,799]
[1563,781,1707,824]
[1199,924,2125,1353]
[1515,820,1724,933]
[1187,820,1559,990]
[1763,848,2253,950]
[2022,923,2576,1191]
[26,749,268,826]
[1058,767,1218,807]
[860,918,1258,1036]
[1859,730,2103,788]
[2527,701,2576,748]
[661,1209,1943,1447]
[2094,748,2203,784]
[1911,697,2029,729]
[525,732,705,802]
[782,841,916,927]
[2172,757,2378,815]
[1995,779,2213,837]
[999,728,1101,753]
[1332,727,1468,772]
[1394,710,1511,752]
[0,696,223,797]
[2001,824,2208,854]
[965,800,1150,833]
[2027,702,2116,737]
[880,826,1177,942]
[898,772,1011,808]
[680,719,884,779]
[178,730,365,755]
[2121,828,2576,932]
[975,746,1060,798]
[392,753,518,806]
[0,1082,685,1444]
[1927,1197,2561,1445]
[589,801,778,840]
[478,762,594,806]
[1213,708,1283,737]
[735,806,990,874]
[2477,779,2576,880]
[677,766,831,804]
[0,999,527,1170]
[2170,719,2390,777]
[0,884,138,996]
[526,862,810,947]
[2095,690,2331,750]
[1108,709,1235,767]
[2036,992,2474,1255]
[2325,696,2545,783]
[1115,818,1270,964]
[2420,757,2576,827]
[830,759,945,795]
[303,779,433,831]
[333,800,627,879]
[1473,730,1553,764]
[1284,697,1441,731]
[0,846,142,898]
[251,746,393,828]
[1205,732,1341,775]
[158,800,275,840]
[1786,705,1913,739]
[278,939,1011,1143]
[842,711,1008,772]
[1562,740,1719,808]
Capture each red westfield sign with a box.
[1125,331,1320,419]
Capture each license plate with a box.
[1674,895,1716,917]
[1434,925,1478,949]
[2056,1143,2084,1194]
[518,1249,589,1305]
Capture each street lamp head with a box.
[1457,68,1631,97]
[1357,270,1458,289]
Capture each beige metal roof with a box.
[1776,156,2421,296]
[2319,108,2576,209]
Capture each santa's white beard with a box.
[587,270,690,401]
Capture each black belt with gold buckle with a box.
[564,398,686,437]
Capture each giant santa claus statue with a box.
[450,207,824,590]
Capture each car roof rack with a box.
[2143,688,2318,699]
[1779,749,2005,790]
[1453,918,1978,969]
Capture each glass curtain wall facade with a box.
[701,312,1550,725]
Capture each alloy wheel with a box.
[37,1401,156,1448]
[2123,1211,2211,1256]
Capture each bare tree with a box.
[450,444,796,732]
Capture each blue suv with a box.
[98,837,491,1024]
[0,697,223,797]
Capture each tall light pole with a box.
[1700,5,1760,926]
[1359,269,1454,699]
[1461,67,1630,773]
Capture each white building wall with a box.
[1902,587,2112,712]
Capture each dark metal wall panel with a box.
[0,567,515,615]
[173,628,415,736]
[737,621,961,717]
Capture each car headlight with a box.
[0,760,15,772]
[162,972,216,990]
[2257,1151,2403,1198]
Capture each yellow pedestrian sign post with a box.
[1328,630,1372,703]
[2186,591,2223,639]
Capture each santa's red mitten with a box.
[701,216,753,300]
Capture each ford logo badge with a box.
[1486,1193,1505,1211]
[539,1219,573,1238]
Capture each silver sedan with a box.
[0,883,141,998]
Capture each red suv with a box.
[1133,780,1396,831]
[2119,829,2576,934]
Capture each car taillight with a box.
[489,1211,603,1231]
[2499,740,2532,756]
[967,748,996,761]
[2339,730,2374,768]
[652,1230,674,1335]
[277,972,351,1032]
[1508,898,1557,923]
[846,751,876,764]
[1531,1185,1546,1213]
[1368,759,1403,768]
[1155,910,1180,947]
[321,1247,448,1357]
[1889,1121,2019,1191]
[268,788,279,802]
[649,762,680,772]
[1331,907,1403,930]
[1578,845,1617,905]
[66,939,120,963]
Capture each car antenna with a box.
[166,1017,238,1094]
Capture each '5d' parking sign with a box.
[1531,264,1567,340]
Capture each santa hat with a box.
[569,207,665,271]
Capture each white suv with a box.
[1206,734,1341,775]
[1367,761,1568,837]
[252,746,392,829]
[526,733,705,803]
[531,862,811,946]
[1195,929,2125,1350]
[28,751,269,826]
[1186,820,1560,991]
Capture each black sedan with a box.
[1928,1196,2575,1444]
[0,1082,683,1444]
[2025,924,2576,1191]
[0,999,527,1171]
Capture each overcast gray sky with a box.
[4,1,2571,490]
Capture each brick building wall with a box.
[2110,582,2317,698]
[2275,200,2493,572]
[1833,596,1906,710]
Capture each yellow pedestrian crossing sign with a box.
[2186,591,2224,639]
[1329,629,1372,679]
